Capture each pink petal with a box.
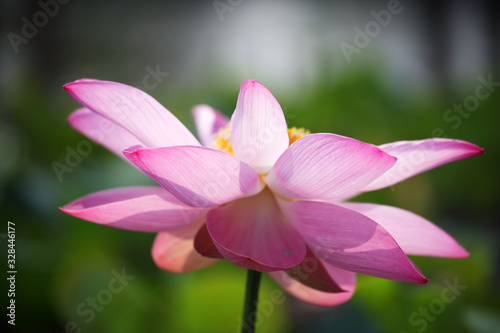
[124,146,261,207]
[269,262,356,307]
[285,247,344,292]
[206,188,306,272]
[363,139,484,191]
[230,80,289,174]
[340,202,468,258]
[59,187,207,232]
[191,104,229,147]
[193,223,224,259]
[64,79,200,147]
[279,200,428,284]
[265,133,397,201]
[152,219,218,273]
[68,108,146,162]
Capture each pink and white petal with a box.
[194,223,224,259]
[285,247,344,292]
[206,188,306,272]
[69,108,146,162]
[59,187,207,232]
[230,80,289,174]
[124,146,261,207]
[279,200,428,284]
[269,263,356,307]
[340,202,468,258]
[152,219,218,273]
[363,139,484,192]
[64,79,200,147]
[264,134,397,201]
[191,104,229,147]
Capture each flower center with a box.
[287,127,310,145]
[211,126,310,156]
[212,127,234,155]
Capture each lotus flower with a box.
[60,79,483,306]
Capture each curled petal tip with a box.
[62,83,73,91]
[59,205,75,215]
[408,271,429,285]
[455,249,470,259]
[241,79,259,85]
[462,141,484,156]
[446,240,470,259]
[240,80,265,90]
[63,78,97,90]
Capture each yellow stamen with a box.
[211,126,310,155]
[211,127,234,155]
[288,127,310,145]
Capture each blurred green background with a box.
[1,0,499,332]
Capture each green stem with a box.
[241,269,262,333]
